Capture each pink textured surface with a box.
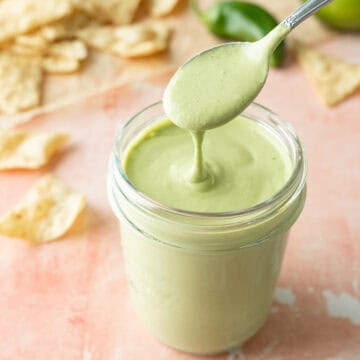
[0,50,360,360]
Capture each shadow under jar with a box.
[107,102,307,355]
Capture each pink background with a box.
[0,5,360,359]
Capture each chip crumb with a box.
[0,175,86,243]
[0,131,68,169]
[0,54,43,115]
[297,45,360,106]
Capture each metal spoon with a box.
[163,0,333,131]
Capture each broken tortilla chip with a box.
[7,32,49,57]
[40,12,96,42]
[76,26,113,49]
[145,0,179,17]
[42,40,87,73]
[297,45,360,106]
[73,0,141,25]
[0,54,43,115]
[0,131,68,169]
[42,56,80,74]
[15,32,48,51]
[77,22,171,58]
[0,175,86,243]
[48,40,88,60]
[7,43,45,57]
[8,39,87,70]
[0,0,74,44]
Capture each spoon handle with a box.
[281,0,333,29]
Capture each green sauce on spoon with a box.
[163,24,290,132]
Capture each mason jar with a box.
[107,102,306,355]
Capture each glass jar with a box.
[107,102,307,355]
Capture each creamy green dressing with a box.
[124,116,292,213]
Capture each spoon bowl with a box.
[164,42,269,131]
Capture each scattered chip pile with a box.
[0,0,177,115]
[0,0,179,242]
[0,130,85,243]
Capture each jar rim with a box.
[111,101,307,225]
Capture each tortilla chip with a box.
[15,32,48,50]
[297,45,360,106]
[7,32,49,57]
[4,12,93,48]
[40,12,96,42]
[77,22,171,58]
[0,0,74,44]
[76,26,113,49]
[112,23,171,57]
[0,175,86,243]
[7,43,45,57]
[145,0,179,17]
[0,131,68,169]
[0,54,43,115]
[9,36,87,64]
[73,0,141,25]
[43,56,80,74]
[48,40,88,60]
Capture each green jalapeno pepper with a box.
[190,0,286,67]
